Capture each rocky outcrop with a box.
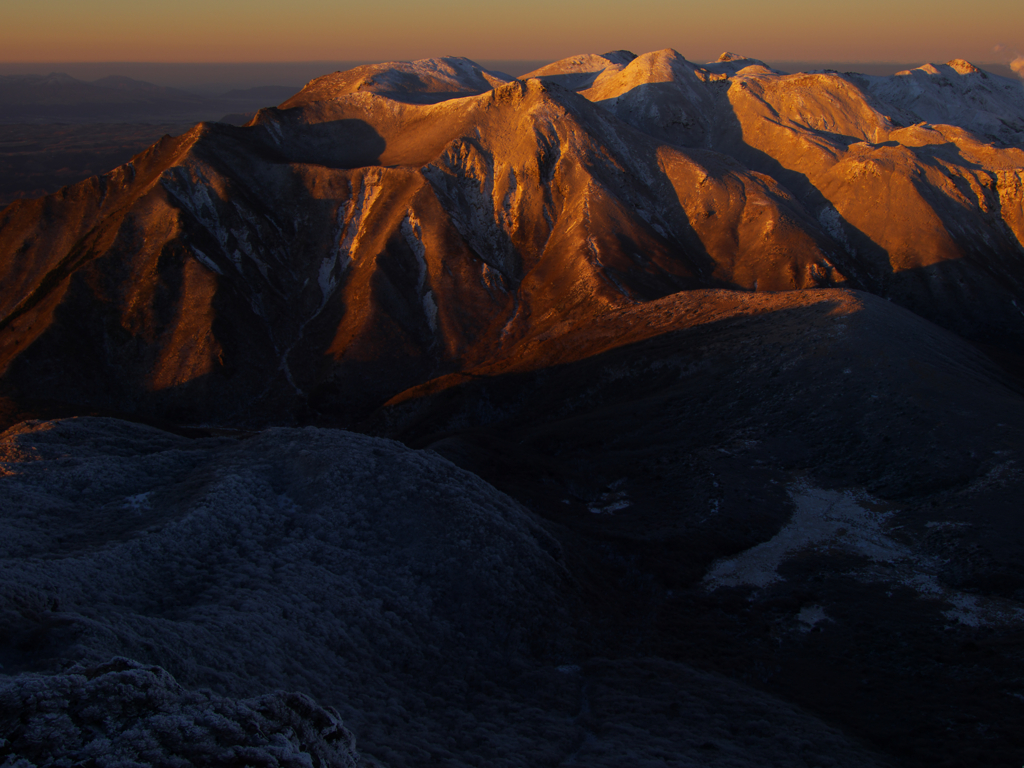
[1,659,370,768]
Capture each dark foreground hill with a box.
[2,52,1024,767]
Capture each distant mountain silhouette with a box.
[0,72,301,123]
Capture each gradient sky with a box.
[3,0,1022,65]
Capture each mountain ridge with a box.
[0,70,851,426]
[4,51,1024,427]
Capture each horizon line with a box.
[1,57,1015,66]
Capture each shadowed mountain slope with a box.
[370,286,1024,768]
[4,286,1024,766]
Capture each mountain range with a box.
[2,51,1024,767]
[0,72,299,123]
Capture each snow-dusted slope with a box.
[569,49,1024,341]
[520,50,637,91]
[281,56,515,106]
[858,60,1024,147]
[1,660,370,768]
[0,417,575,765]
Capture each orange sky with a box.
[3,0,1022,65]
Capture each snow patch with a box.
[797,605,830,631]
[402,212,428,290]
[422,291,438,332]
[424,139,521,279]
[401,212,439,334]
[190,247,223,275]
[588,480,631,514]
[818,206,853,253]
[123,492,152,514]
[704,482,1024,627]
[163,165,275,278]
[864,63,1024,146]
[263,115,284,146]
[316,172,385,311]
[704,483,901,590]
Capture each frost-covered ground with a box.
[0,417,893,767]
[1,659,367,768]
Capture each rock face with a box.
[2,52,1024,767]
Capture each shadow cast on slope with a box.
[365,292,1024,768]
[701,86,1024,366]
[225,112,388,169]
[587,80,852,291]
[371,292,1021,503]
[281,116,387,168]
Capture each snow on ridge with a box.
[318,209,347,306]
[190,247,223,275]
[423,139,522,280]
[401,211,438,333]
[163,162,283,283]
[559,47,1024,153]
[521,52,637,92]
[818,206,853,254]
[316,170,384,311]
[401,212,427,288]
[860,61,1024,146]
[389,55,514,89]
[290,56,513,106]
[422,291,438,332]
[163,165,238,273]
[704,52,781,76]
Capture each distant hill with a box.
[0,72,301,123]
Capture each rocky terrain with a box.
[2,51,1024,766]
